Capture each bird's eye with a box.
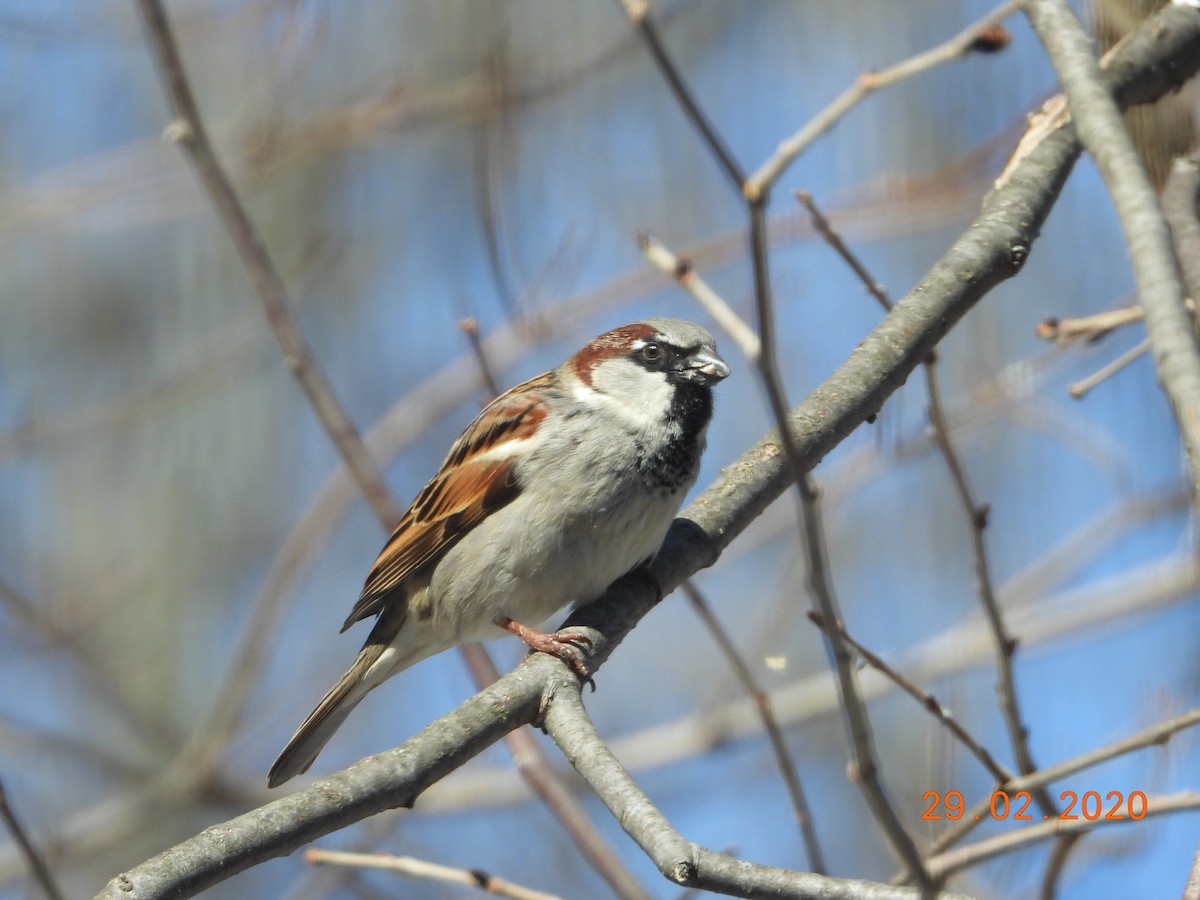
[641,342,663,363]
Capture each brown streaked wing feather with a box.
[339,373,554,631]
[341,457,518,629]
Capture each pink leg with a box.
[494,616,593,678]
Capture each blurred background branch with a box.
[1,1,1198,898]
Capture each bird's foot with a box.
[494,616,594,684]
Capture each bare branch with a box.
[1023,0,1200,525]
[913,704,1200,869]
[925,359,1054,814]
[1164,153,1200,313]
[747,2,1019,199]
[304,847,564,900]
[684,582,826,873]
[615,0,745,190]
[1036,304,1145,344]
[636,232,761,360]
[542,688,968,900]
[795,184,1061,872]
[1184,846,1200,900]
[1068,338,1152,399]
[91,7,1200,894]
[926,790,1200,880]
[797,477,931,886]
[134,0,401,526]
[0,777,65,900]
[806,611,1012,785]
[795,191,892,311]
[460,317,503,398]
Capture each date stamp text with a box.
[922,790,1147,821]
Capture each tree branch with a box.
[1023,0,1200,524]
[94,5,1200,896]
[133,0,400,527]
[684,582,826,873]
[542,688,968,900]
[133,4,647,895]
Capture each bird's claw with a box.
[494,617,596,686]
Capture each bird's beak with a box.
[685,350,731,386]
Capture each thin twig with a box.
[797,187,1069,887]
[908,705,1200,874]
[1023,0,1200,530]
[924,362,1052,803]
[134,6,650,896]
[1035,304,1144,344]
[806,611,1012,784]
[636,232,761,360]
[795,190,1048,794]
[460,317,503,397]
[304,848,564,900]
[747,1,1019,199]
[615,0,745,189]
[926,348,1077,897]
[474,46,521,318]
[1068,338,1151,399]
[925,790,1200,880]
[623,2,936,882]
[134,0,400,528]
[795,191,892,312]
[0,777,65,900]
[754,189,922,887]
[796,477,932,889]
[1039,838,1080,900]
[683,582,826,873]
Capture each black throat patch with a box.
[635,381,713,491]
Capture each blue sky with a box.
[1,2,1197,898]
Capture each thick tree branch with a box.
[542,688,968,900]
[1024,0,1200,522]
[1164,154,1200,311]
[95,6,1200,897]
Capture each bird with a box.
[267,317,729,787]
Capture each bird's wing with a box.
[339,372,553,630]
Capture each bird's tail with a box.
[268,605,421,788]
[267,657,374,788]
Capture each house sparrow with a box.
[267,318,729,787]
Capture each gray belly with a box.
[427,482,684,641]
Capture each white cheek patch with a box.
[586,365,674,430]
